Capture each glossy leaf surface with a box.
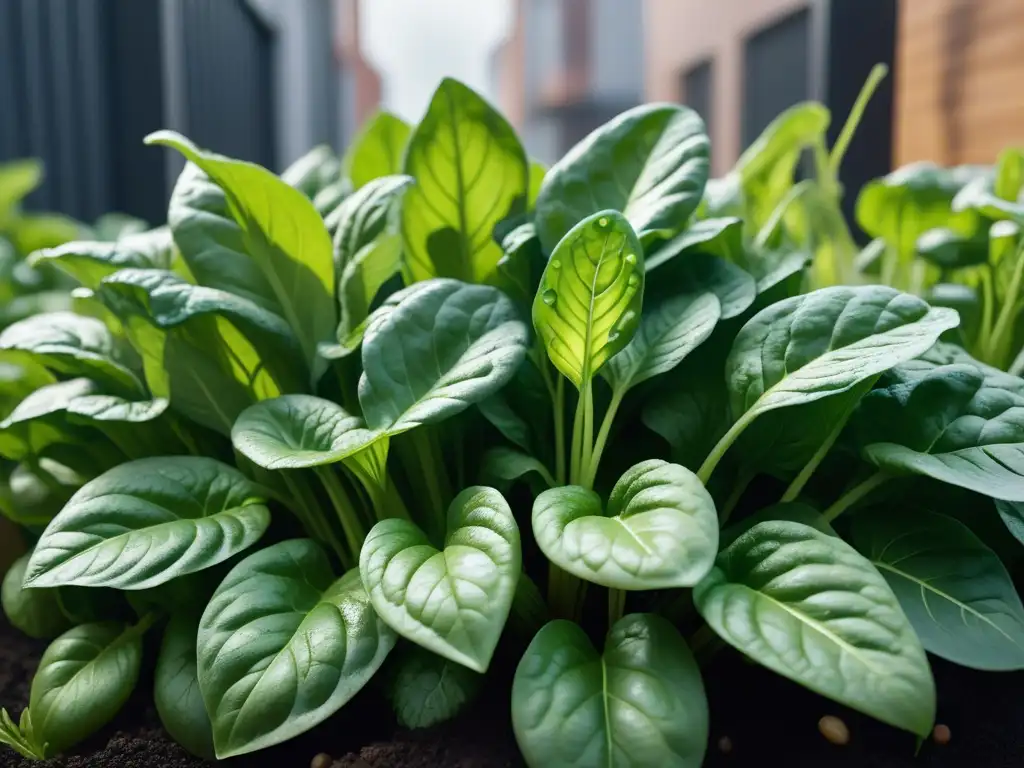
[512,614,708,768]
[695,521,936,736]
[155,614,215,759]
[361,486,520,672]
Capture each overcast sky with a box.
[361,0,512,122]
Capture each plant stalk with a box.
[583,386,625,489]
[829,63,889,177]
[554,375,566,485]
[409,429,447,540]
[608,588,627,626]
[697,410,757,485]
[316,467,367,559]
[718,469,753,524]
[820,471,890,524]
[987,242,1024,365]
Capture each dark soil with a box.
[1,616,1022,767]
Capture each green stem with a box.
[410,429,447,540]
[755,179,813,250]
[988,242,1024,365]
[583,385,624,489]
[547,564,584,622]
[979,265,996,354]
[697,410,757,485]
[608,588,626,626]
[554,376,566,485]
[829,63,889,177]
[286,473,354,569]
[169,417,202,456]
[780,392,862,503]
[820,471,890,524]
[719,469,753,524]
[316,467,366,560]
[569,380,594,486]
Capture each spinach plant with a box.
[2,76,1024,768]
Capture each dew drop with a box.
[598,217,609,228]
[551,259,562,270]
[541,289,557,306]
[627,274,640,287]
[624,253,637,265]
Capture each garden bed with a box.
[1,615,1020,767]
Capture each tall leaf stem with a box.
[698,410,757,485]
[608,588,626,626]
[409,429,448,541]
[829,63,889,177]
[987,241,1024,365]
[820,470,890,524]
[280,472,351,567]
[554,376,566,485]
[584,386,625,490]
[316,467,366,559]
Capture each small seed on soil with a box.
[933,724,951,745]
[310,753,333,768]
[717,736,733,754]
[818,715,850,746]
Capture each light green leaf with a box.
[359,279,528,432]
[198,540,396,757]
[851,509,1024,671]
[853,358,1024,501]
[24,456,270,590]
[1,553,70,639]
[532,211,643,389]
[603,292,720,393]
[31,621,143,755]
[0,159,42,225]
[147,131,336,378]
[28,228,179,289]
[0,378,99,459]
[167,162,280,312]
[533,460,717,590]
[402,79,528,282]
[155,614,215,759]
[281,145,341,199]
[360,486,520,672]
[343,111,412,190]
[728,286,959,425]
[388,644,483,729]
[528,160,546,209]
[695,520,936,737]
[99,267,306,394]
[231,394,381,469]
[512,614,708,768]
[0,311,143,395]
[535,103,710,251]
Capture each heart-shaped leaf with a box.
[231,394,381,469]
[24,456,270,590]
[535,104,710,251]
[851,509,1024,671]
[402,79,528,282]
[198,540,396,757]
[343,111,411,190]
[155,614,215,759]
[166,162,280,312]
[532,211,644,389]
[512,614,708,768]
[359,279,528,432]
[387,644,482,729]
[853,357,1024,500]
[0,312,143,395]
[30,621,143,755]
[603,292,720,393]
[1,553,70,640]
[728,286,959,427]
[533,460,718,589]
[694,520,936,736]
[147,131,336,378]
[360,486,520,672]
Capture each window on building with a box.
[681,59,714,145]
[742,8,810,149]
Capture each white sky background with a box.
[361,0,513,122]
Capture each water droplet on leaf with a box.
[625,253,637,265]
[627,274,640,287]
[541,289,557,306]
[550,259,561,270]
[598,217,609,228]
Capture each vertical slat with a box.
[20,0,53,208]
[48,0,77,214]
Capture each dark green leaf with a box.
[155,614,215,759]
[388,644,482,729]
[1,553,70,639]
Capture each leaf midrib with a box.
[874,560,1024,649]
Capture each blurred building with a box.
[895,0,1024,166]
[0,0,377,225]
[644,0,897,225]
[492,0,645,163]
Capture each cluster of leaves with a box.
[1,71,1024,768]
